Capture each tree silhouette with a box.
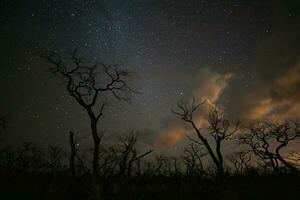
[69,131,90,177]
[143,154,178,177]
[173,99,239,176]
[69,131,77,176]
[113,132,153,177]
[227,151,252,175]
[182,143,207,177]
[47,146,66,173]
[44,49,135,179]
[240,122,300,173]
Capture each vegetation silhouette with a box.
[1,125,300,200]
[172,99,240,176]
[43,49,136,181]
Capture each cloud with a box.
[192,68,234,106]
[139,3,300,146]
[238,41,300,122]
[153,68,234,146]
[144,8,300,147]
[154,124,187,146]
[245,61,300,122]
[228,3,300,123]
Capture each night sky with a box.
[0,0,299,153]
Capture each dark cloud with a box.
[226,2,300,122]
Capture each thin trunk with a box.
[87,107,101,180]
[201,138,221,174]
[92,120,100,180]
[192,122,221,174]
[69,131,76,176]
[215,140,224,176]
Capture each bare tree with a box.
[270,122,300,171]
[0,146,17,172]
[47,146,66,172]
[227,151,252,175]
[182,143,207,177]
[69,131,89,177]
[69,131,77,176]
[172,99,239,176]
[44,49,135,179]
[143,155,174,177]
[170,156,182,177]
[0,142,45,173]
[98,145,119,179]
[239,122,300,173]
[140,158,159,176]
[114,132,153,177]
[240,123,278,172]
[15,142,38,172]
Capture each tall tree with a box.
[173,99,239,176]
[44,49,135,179]
[69,131,89,177]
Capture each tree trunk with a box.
[215,140,224,176]
[87,107,101,180]
[276,148,296,172]
[192,124,222,176]
[69,131,76,177]
[200,137,221,175]
[91,119,100,180]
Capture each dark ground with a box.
[1,172,300,200]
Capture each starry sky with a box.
[0,0,299,153]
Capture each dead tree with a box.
[44,49,135,179]
[239,122,300,173]
[172,99,239,176]
[0,142,45,173]
[114,132,153,177]
[140,159,159,176]
[98,146,119,179]
[159,156,175,177]
[0,147,18,172]
[170,156,181,177]
[69,131,90,177]
[143,155,172,177]
[227,151,252,175]
[47,146,66,172]
[14,142,37,172]
[240,123,279,172]
[69,131,76,176]
[182,143,207,177]
[270,122,300,171]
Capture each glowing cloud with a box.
[154,68,234,146]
